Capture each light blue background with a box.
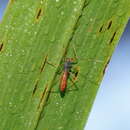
[0,1,130,130]
[0,0,8,20]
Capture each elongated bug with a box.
[46,45,102,97]
[59,58,78,97]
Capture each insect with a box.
[59,58,78,97]
[46,46,79,97]
[46,45,102,97]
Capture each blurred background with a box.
[0,1,130,130]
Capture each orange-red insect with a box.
[59,58,77,97]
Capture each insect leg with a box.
[70,66,80,80]
[46,60,64,75]
[72,44,104,63]
[68,75,78,91]
[46,61,57,68]
[72,44,78,63]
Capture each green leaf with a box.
[0,0,130,130]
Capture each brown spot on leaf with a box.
[36,8,43,20]
[40,55,48,73]
[109,31,116,44]
[37,84,48,109]
[99,25,104,32]
[107,20,112,30]
[0,43,3,51]
[32,79,39,96]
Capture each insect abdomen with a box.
[60,71,68,92]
